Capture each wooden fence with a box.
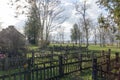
[0,50,93,80]
[0,57,27,70]
[46,45,88,52]
[0,49,120,80]
[92,49,120,80]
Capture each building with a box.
[0,25,26,56]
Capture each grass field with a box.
[29,44,120,53]
[88,45,120,53]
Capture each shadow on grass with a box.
[61,69,92,80]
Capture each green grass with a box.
[28,45,39,50]
[61,70,92,80]
[88,45,120,53]
[49,43,120,53]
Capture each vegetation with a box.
[98,14,108,47]
[7,0,120,48]
[71,23,80,45]
[0,0,120,79]
[75,1,92,48]
[24,5,40,45]
[97,0,120,47]
[10,0,67,48]
[97,0,120,27]
[88,45,120,53]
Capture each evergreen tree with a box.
[24,5,39,45]
[71,23,80,44]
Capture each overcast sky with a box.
[0,0,104,41]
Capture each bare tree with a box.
[57,26,65,44]
[75,1,91,48]
[9,0,67,47]
[77,18,85,46]
[98,14,116,47]
[93,28,97,45]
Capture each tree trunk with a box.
[79,36,81,47]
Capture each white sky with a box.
[0,0,103,40]
[0,0,26,32]
[0,0,15,26]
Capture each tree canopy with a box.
[10,0,67,48]
[71,23,80,44]
[97,0,120,28]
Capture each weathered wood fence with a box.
[0,50,92,80]
[0,49,120,80]
[46,45,88,52]
[92,49,120,80]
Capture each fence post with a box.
[115,52,119,63]
[106,49,111,72]
[92,57,97,80]
[66,45,68,51]
[108,49,111,56]
[32,50,34,67]
[102,50,106,62]
[73,44,75,49]
[24,58,32,80]
[106,55,110,79]
[53,45,55,51]
[51,48,54,61]
[27,58,32,80]
[31,50,35,80]
[108,49,111,62]
[4,56,8,70]
[102,50,105,56]
[79,54,82,72]
[59,55,64,77]
[60,45,62,51]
